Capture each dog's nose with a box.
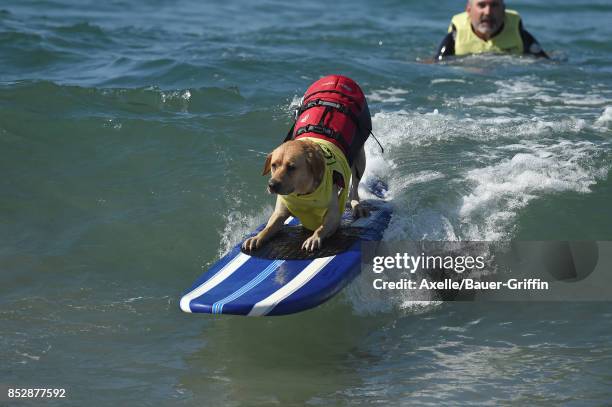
[268,179,280,193]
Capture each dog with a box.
[242,138,368,252]
[242,74,372,252]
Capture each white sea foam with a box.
[459,140,609,240]
[385,207,458,241]
[159,89,192,113]
[288,95,302,110]
[459,77,554,106]
[371,110,588,147]
[160,89,191,103]
[487,107,516,115]
[431,78,467,85]
[458,78,610,111]
[561,93,609,106]
[363,85,608,245]
[217,206,273,258]
[391,170,445,194]
[367,106,605,243]
[368,87,410,103]
[371,110,456,147]
[595,106,612,128]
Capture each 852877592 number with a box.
[8,388,66,398]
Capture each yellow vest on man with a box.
[449,10,523,56]
[279,138,351,231]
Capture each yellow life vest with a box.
[449,10,523,56]
[279,137,351,231]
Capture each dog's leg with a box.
[302,185,342,252]
[349,146,369,218]
[242,197,290,251]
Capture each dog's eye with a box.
[287,164,296,172]
[271,163,277,171]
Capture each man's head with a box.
[466,0,505,39]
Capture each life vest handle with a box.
[303,90,363,111]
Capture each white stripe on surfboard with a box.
[284,216,294,224]
[180,252,251,313]
[247,255,335,316]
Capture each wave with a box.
[0,80,246,117]
[211,72,612,315]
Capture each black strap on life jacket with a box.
[296,98,361,127]
[294,124,352,154]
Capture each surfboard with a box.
[180,179,392,316]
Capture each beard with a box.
[475,18,501,35]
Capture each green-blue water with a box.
[1,0,611,405]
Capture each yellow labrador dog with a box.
[242,74,373,252]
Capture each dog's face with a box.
[262,140,325,195]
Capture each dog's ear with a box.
[262,153,272,175]
[304,142,325,183]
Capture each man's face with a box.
[467,0,505,37]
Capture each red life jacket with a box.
[285,75,372,166]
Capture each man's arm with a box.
[519,20,549,59]
[434,26,456,61]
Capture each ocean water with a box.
[1,0,611,405]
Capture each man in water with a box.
[435,0,548,60]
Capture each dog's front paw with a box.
[301,234,322,252]
[242,234,265,251]
[351,200,370,218]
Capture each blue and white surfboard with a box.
[180,180,392,316]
